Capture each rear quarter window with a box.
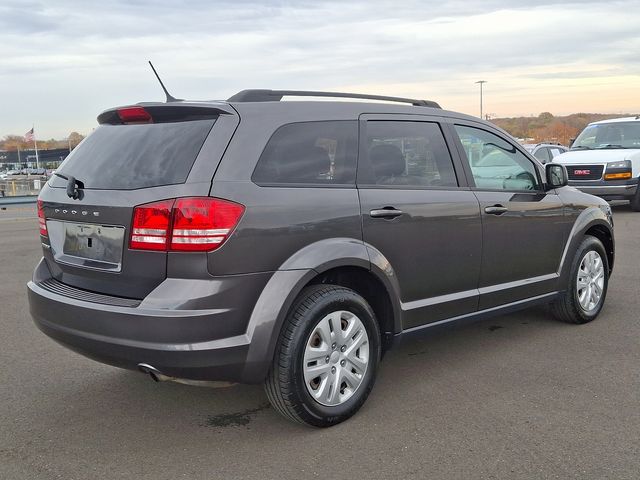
[252,121,358,186]
[50,119,215,190]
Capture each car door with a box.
[449,122,571,310]
[358,115,482,329]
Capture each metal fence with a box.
[0,176,46,197]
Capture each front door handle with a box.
[370,207,403,219]
[484,205,508,215]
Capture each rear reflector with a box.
[37,200,47,236]
[130,197,244,252]
[603,172,632,180]
[117,106,153,124]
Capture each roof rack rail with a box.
[227,89,441,108]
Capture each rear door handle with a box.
[370,207,403,219]
[484,205,508,215]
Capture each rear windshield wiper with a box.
[54,172,84,199]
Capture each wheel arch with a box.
[241,238,402,383]
[558,206,614,284]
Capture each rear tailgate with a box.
[39,103,239,299]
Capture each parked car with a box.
[553,116,640,210]
[28,90,614,427]
[522,143,569,164]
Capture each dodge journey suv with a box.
[28,90,615,427]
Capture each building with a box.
[0,148,70,170]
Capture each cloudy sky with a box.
[2,0,639,139]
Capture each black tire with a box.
[551,235,609,324]
[264,284,381,427]
[630,183,640,211]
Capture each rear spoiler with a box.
[97,104,235,125]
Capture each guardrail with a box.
[0,195,38,205]
[0,176,46,197]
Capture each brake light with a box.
[130,198,244,252]
[117,106,152,124]
[37,200,47,236]
[130,199,174,251]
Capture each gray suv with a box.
[28,90,615,427]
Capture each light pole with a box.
[475,80,487,118]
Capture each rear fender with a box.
[241,237,402,382]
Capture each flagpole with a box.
[33,125,39,170]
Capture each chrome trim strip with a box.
[402,289,477,311]
[401,292,559,335]
[402,273,556,311]
[478,273,558,295]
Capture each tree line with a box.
[0,132,85,151]
[490,112,639,146]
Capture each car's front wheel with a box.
[265,284,381,427]
[551,235,609,324]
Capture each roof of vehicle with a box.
[522,143,567,149]
[100,88,490,127]
[588,116,640,126]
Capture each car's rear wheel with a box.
[264,284,381,427]
[551,235,609,324]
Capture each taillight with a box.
[37,200,47,236]
[171,198,244,251]
[130,197,244,252]
[130,199,174,251]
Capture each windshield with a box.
[572,122,640,150]
[49,119,215,190]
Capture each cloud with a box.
[1,0,639,137]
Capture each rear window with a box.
[50,119,215,190]
[252,121,357,185]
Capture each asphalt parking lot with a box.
[1,203,638,479]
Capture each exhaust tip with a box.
[137,363,162,382]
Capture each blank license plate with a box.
[62,223,125,265]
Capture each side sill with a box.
[395,291,560,343]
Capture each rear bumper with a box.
[27,258,280,383]
[568,178,638,200]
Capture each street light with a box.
[475,80,487,118]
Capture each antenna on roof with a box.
[148,61,182,103]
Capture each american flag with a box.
[24,127,35,142]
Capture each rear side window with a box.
[252,121,357,185]
[533,147,551,163]
[50,119,215,190]
[363,121,458,187]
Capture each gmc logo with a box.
[573,169,591,175]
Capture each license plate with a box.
[62,222,125,266]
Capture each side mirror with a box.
[545,163,568,190]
